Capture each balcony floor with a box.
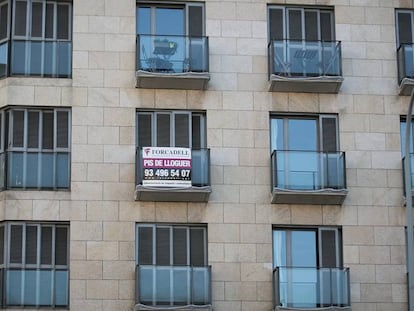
[272,188,348,205]
[136,70,210,90]
[269,74,343,93]
[274,306,351,311]
[135,185,212,202]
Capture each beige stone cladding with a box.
[0,0,412,311]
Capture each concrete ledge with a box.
[269,75,343,93]
[135,185,212,202]
[271,188,348,205]
[399,77,414,95]
[136,71,210,90]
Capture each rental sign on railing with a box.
[142,147,192,187]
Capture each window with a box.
[270,114,345,190]
[0,107,71,190]
[0,222,69,307]
[396,10,414,94]
[136,224,211,307]
[136,2,208,74]
[0,0,72,78]
[272,227,349,308]
[137,111,206,149]
[267,5,342,90]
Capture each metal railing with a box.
[273,266,350,309]
[136,148,210,187]
[402,153,414,194]
[6,151,70,190]
[398,43,414,84]
[271,150,346,191]
[268,39,342,78]
[0,267,69,308]
[0,39,72,79]
[136,265,212,306]
[136,34,209,73]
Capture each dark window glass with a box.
[320,12,333,41]
[138,114,152,147]
[14,1,27,37]
[173,228,187,265]
[269,8,283,40]
[55,227,68,265]
[12,110,24,148]
[190,228,205,266]
[57,4,69,40]
[322,117,337,152]
[156,227,170,265]
[10,225,23,264]
[45,3,54,39]
[174,114,189,147]
[0,4,8,40]
[31,2,43,38]
[40,226,52,265]
[0,226,4,264]
[288,9,302,40]
[42,112,54,149]
[305,11,318,41]
[157,114,170,147]
[27,111,39,148]
[192,115,201,149]
[138,226,153,265]
[25,225,38,264]
[398,12,413,45]
[320,229,337,268]
[56,111,69,148]
[188,5,202,37]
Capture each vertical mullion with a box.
[22,110,27,188]
[38,111,43,188]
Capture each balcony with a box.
[136,34,210,90]
[271,150,347,205]
[0,39,72,79]
[397,44,414,95]
[0,268,69,308]
[273,267,351,311]
[268,40,343,93]
[135,148,211,202]
[136,265,212,310]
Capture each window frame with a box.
[267,5,335,41]
[136,1,205,37]
[136,223,208,267]
[136,110,206,149]
[11,0,72,42]
[270,113,339,152]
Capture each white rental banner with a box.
[142,147,192,187]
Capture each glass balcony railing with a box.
[136,148,210,188]
[7,151,70,190]
[0,39,72,78]
[136,34,209,74]
[398,43,414,84]
[273,266,350,309]
[1,268,69,308]
[268,40,342,78]
[136,265,211,307]
[271,150,347,191]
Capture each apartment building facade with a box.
[0,0,410,311]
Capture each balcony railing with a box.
[135,148,211,201]
[136,265,212,307]
[7,151,70,190]
[397,43,414,95]
[402,153,414,196]
[271,150,347,204]
[136,34,209,74]
[0,39,72,78]
[135,35,210,89]
[1,268,69,308]
[136,148,210,188]
[273,267,350,309]
[268,40,343,93]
